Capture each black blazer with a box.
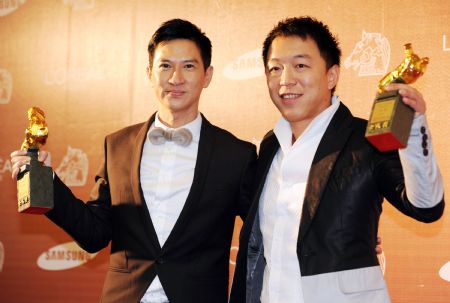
[230,103,444,302]
[46,114,257,303]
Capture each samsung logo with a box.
[0,0,26,17]
[37,241,98,271]
[44,67,105,85]
[223,49,264,80]
[63,0,95,10]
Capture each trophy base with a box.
[365,90,414,152]
[17,149,54,214]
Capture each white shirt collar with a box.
[274,96,341,154]
[153,112,202,144]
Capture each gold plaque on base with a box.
[365,89,414,151]
[365,43,428,151]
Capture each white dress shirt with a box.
[259,96,340,303]
[258,96,443,303]
[140,113,202,303]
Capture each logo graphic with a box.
[0,68,13,104]
[63,0,95,10]
[0,241,4,272]
[0,157,12,182]
[344,31,390,76]
[444,34,450,52]
[37,241,98,271]
[223,49,264,80]
[55,146,89,186]
[0,0,26,17]
[439,261,450,282]
[44,67,104,86]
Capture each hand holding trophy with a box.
[365,43,429,151]
[17,107,54,214]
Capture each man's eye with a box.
[160,64,171,69]
[185,64,195,69]
[268,66,280,73]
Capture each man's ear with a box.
[146,66,151,79]
[327,64,340,90]
[203,66,214,88]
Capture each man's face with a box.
[149,39,213,121]
[265,35,339,131]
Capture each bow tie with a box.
[148,127,193,146]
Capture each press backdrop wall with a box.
[0,0,449,302]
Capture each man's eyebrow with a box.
[269,54,312,61]
[158,58,200,63]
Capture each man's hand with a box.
[10,150,52,180]
[376,236,383,255]
[385,83,426,115]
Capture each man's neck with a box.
[157,110,199,128]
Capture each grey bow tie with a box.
[148,127,193,147]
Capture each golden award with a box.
[17,107,54,214]
[365,43,429,151]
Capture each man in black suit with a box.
[11,19,256,303]
[230,16,444,303]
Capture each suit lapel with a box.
[130,113,162,251]
[244,132,279,235]
[162,115,216,250]
[297,103,355,242]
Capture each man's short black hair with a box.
[262,16,341,70]
[148,19,212,71]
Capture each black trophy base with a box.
[17,148,54,214]
[365,90,414,152]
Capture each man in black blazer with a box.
[11,19,256,303]
[230,17,444,303]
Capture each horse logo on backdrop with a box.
[55,146,88,186]
[344,31,391,76]
[0,69,13,104]
[63,0,95,10]
[0,0,26,17]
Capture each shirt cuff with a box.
[398,114,444,208]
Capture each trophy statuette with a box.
[365,43,429,151]
[17,107,54,214]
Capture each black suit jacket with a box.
[46,114,257,303]
[230,103,444,302]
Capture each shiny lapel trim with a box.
[162,115,215,251]
[298,104,354,242]
[130,113,162,251]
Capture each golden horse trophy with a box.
[17,107,54,214]
[365,43,429,151]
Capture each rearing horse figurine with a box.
[21,107,49,150]
[378,43,429,93]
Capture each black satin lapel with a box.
[130,112,162,251]
[244,132,279,235]
[298,104,354,242]
[162,116,215,250]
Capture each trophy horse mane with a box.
[21,107,49,150]
[378,43,429,93]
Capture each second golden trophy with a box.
[365,43,429,151]
[17,107,54,214]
